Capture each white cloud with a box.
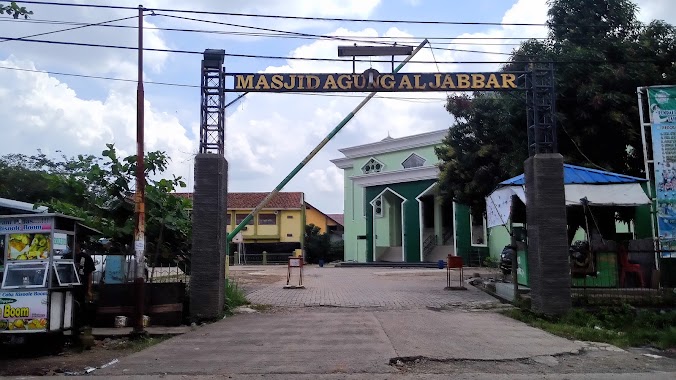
[635,0,676,25]
[0,57,195,185]
[308,166,344,193]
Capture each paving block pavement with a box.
[243,267,498,309]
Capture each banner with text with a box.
[0,291,48,332]
[648,86,676,257]
[230,72,524,92]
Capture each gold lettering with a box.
[283,75,296,90]
[471,74,486,89]
[414,75,427,90]
[337,74,352,89]
[352,75,366,89]
[324,75,338,90]
[297,75,305,90]
[398,75,413,90]
[429,74,442,89]
[380,74,395,90]
[4,304,29,318]
[255,75,270,90]
[306,75,320,90]
[236,75,254,90]
[485,74,500,89]
[501,73,517,89]
[441,74,456,89]
[457,74,470,89]
[270,75,284,90]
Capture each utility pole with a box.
[132,4,147,337]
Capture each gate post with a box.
[190,50,228,320]
[525,64,571,315]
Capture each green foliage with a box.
[304,224,343,263]
[437,0,676,213]
[0,2,32,19]
[0,145,192,259]
[504,306,676,349]
[224,281,249,314]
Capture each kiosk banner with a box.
[0,291,48,332]
[648,86,676,257]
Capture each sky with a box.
[0,0,674,214]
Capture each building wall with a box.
[340,142,441,263]
[225,209,302,244]
[365,180,436,262]
[305,207,339,233]
[280,210,302,243]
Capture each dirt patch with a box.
[391,349,676,375]
[0,336,166,376]
[230,270,286,293]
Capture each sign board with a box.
[230,72,523,93]
[6,233,51,261]
[52,233,68,251]
[648,86,676,258]
[0,216,52,234]
[288,258,302,267]
[0,291,48,332]
[232,232,244,244]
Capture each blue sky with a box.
[0,0,673,214]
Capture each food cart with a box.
[0,213,98,343]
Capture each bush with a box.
[224,280,249,314]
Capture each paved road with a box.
[240,266,499,309]
[82,267,675,378]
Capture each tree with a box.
[436,0,676,214]
[0,2,32,19]
[0,145,192,259]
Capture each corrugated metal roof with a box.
[500,164,647,186]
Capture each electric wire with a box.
[0,65,448,102]
[0,14,140,43]
[0,35,662,65]
[17,1,550,26]
[156,13,516,57]
[0,17,547,44]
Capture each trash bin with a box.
[437,260,445,269]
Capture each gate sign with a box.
[648,86,676,257]
[231,72,523,92]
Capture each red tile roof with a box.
[327,214,344,226]
[174,192,303,210]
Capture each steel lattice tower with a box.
[526,63,557,155]
[200,49,226,154]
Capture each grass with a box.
[503,305,676,349]
[224,280,250,315]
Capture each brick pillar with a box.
[525,154,571,315]
[190,154,227,320]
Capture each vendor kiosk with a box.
[0,214,97,340]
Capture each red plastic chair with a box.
[618,246,644,288]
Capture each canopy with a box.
[486,165,650,228]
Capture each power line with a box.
[0,14,139,43]
[0,35,662,65]
[18,1,549,26]
[0,17,547,43]
[156,13,515,56]
[0,65,448,102]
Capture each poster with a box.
[0,291,48,332]
[648,86,676,258]
[6,233,51,261]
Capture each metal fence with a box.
[229,252,294,265]
[571,247,676,306]
[92,254,190,288]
